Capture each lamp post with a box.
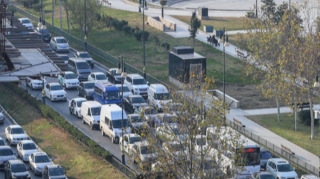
[84,0,87,51]
[256,0,258,18]
[218,28,229,125]
[160,0,167,18]
[118,56,127,165]
[139,0,148,80]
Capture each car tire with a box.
[82,118,86,124]
[50,95,53,101]
[101,129,105,136]
[69,108,72,114]
[90,123,94,130]
[76,112,80,118]
[31,83,34,89]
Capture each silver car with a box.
[50,36,70,52]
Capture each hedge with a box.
[2,83,113,160]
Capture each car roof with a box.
[71,97,87,102]
[0,146,12,150]
[8,159,24,165]
[124,133,141,138]
[48,82,61,86]
[81,81,95,84]
[77,51,89,54]
[128,114,140,117]
[128,74,144,79]
[129,95,143,98]
[32,152,48,156]
[18,17,30,20]
[91,72,104,75]
[115,84,128,87]
[54,36,65,39]
[269,158,289,164]
[9,124,22,128]
[64,71,75,74]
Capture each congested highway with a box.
[22,50,139,171]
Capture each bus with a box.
[206,126,260,178]
[92,81,121,105]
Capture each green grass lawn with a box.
[16,1,254,86]
[248,113,320,156]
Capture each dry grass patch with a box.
[0,86,126,179]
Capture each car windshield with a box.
[106,92,120,100]
[130,137,142,144]
[39,29,50,35]
[277,164,294,172]
[259,174,275,179]
[79,53,91,58]
[65,73,77,79]
[59,55,69,61]
[155,93,170,100]
[131,97,145,103]
[196,138,207,146]
[11,127,25,134]
[23,143,37,150]
[112,119,128,128]
[77,100,86,107]
[22,19,31,23]
[130,116,142,123]
[260,150,272,159]
[117,86,130,92]
[84,83,95,89]
[76,62,90,69]
[141,146,153,154]
[0,140,4,146]
[133,79,146,85]
[35,155,50,163]
[0,149,13,156]
[11,164,27,173]
[56,38,67,43]
[96,74,107,80]
[51,85,63,91]
[49,167,65,176]
[91,107,101,115]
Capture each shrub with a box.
[122,25,132,35]
[115,20,128,31]
[134,30,149,41]
[298,110,319,126]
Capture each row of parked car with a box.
[0,124,68,179]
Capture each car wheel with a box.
[69,108,72,114]
[90,123,94,130]
[50,95,53,101]
[31,83,34,89]
[83,118,86,124]
[101,129,105,136]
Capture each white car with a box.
[18,17,34,30]
[5,125,29,146]
[162,141,188,159]
[42,164,68,179]
[155,123,188,142]
[87,72,109,84]
[124,74,149,99]
[44,83,67,101]
[0,110,4,124]
[115,84,133,98]
[266,158,298,179]
[29,152,53,176]
[69,97,87,118]
[58,71,79,89]
[16,140,39,162]
[75,51,94,68]
[26,77,45,90]
[119,133,142,154]
[129,141,156,167]
[50,36,70,52]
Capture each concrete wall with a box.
[159,17,176,31]
[206,89,240,109]
[147,16,176,32]
[147,16,165,31]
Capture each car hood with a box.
[278,171,298,177]
[96,80,109,84]
[21,149,38,156]
[82,57,93,62]
[133,84,148,89]
[12,171,30,177]
[31,79,43,83]
[57,43,69,47]
[11,134,28,139]
[0,155,16,162]
[49,175,68,179]
[50,90,66,95]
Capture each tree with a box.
[133,76,248,179]
[189,11,201,48]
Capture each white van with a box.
[147,84,172,112]
[100,104,131,144]
[80,101,102,130]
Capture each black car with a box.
[4,159,31,179]
[35,27,51,42]
[128,114,150,135]
[123,95,148,114]
[77,81,95,99]
[106,68,123,84]
[42,164,67,179]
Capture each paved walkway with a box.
[109,0,319,173]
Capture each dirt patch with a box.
[216,83,277,109]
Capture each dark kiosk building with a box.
[169,46,206,87]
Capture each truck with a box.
[92,81,122,105]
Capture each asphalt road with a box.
[22,50,140,173]
[0,113,42,179]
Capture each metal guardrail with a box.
[230,120,319,176]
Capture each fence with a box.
[9,5,166,87]
[231,119,319,176]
